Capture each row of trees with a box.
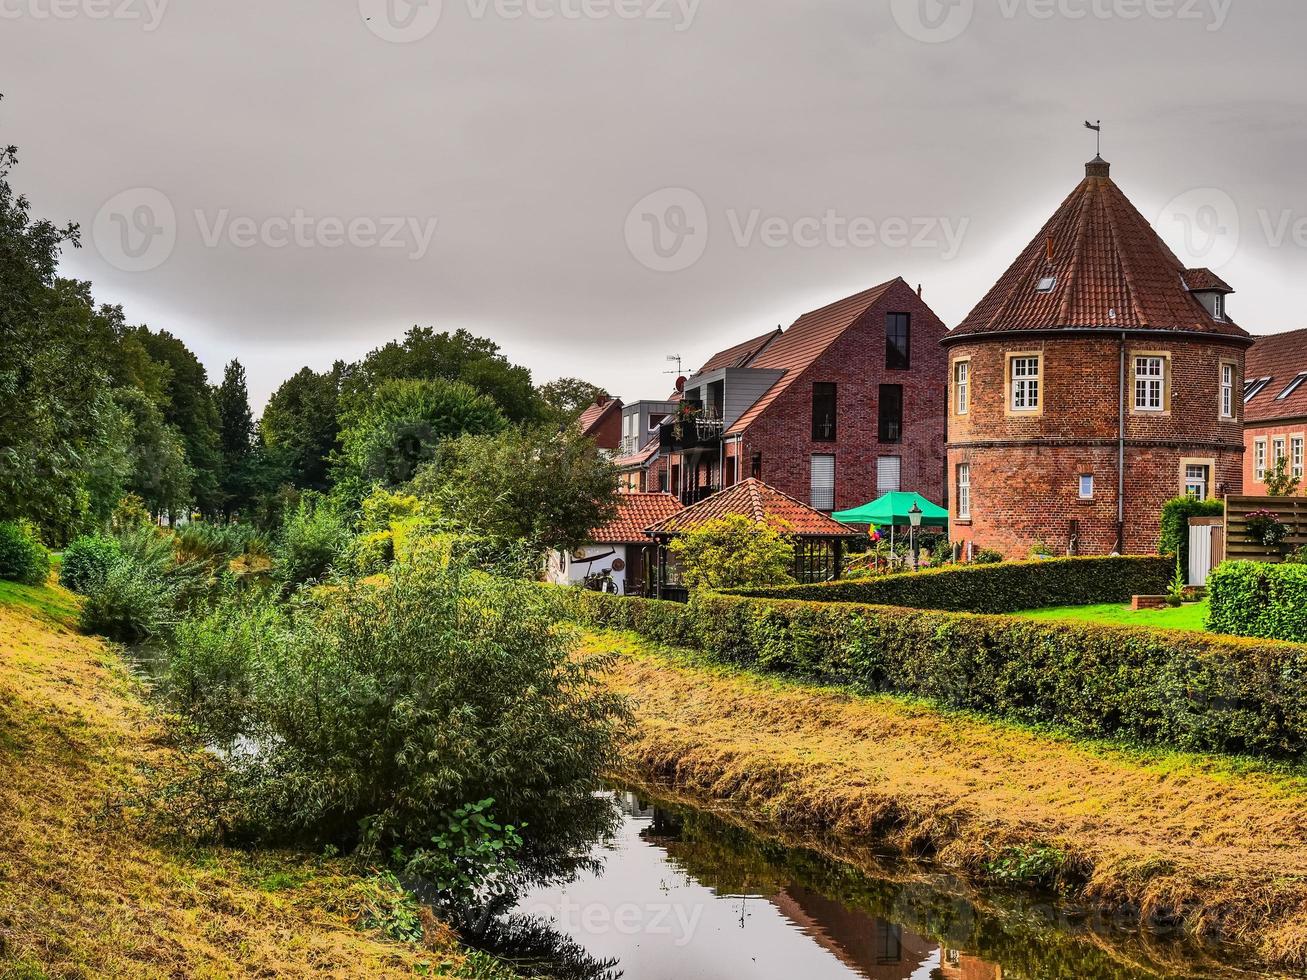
[1,115,610,546]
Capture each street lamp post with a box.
[908,502,923,570]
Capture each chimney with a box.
[595,392,609,407]
[916,283,923,298]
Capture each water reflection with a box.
[515,789,1254,980]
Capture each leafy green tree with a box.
[668,514,796,591]
[216,359,256,517]
[129,327,224,516]
[114,387,193,518]
[334,378,505,507]
[413,425,617,555]
[1266,455,1302,497]
[259,364,343,493]
[537,377,606,429]
[343,327,542,423]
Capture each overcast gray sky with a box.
[4,0,1304,410]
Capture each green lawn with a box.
[1012,599,1210,633]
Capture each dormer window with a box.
[1035,276,1057,293]
[1213,293,1225,321]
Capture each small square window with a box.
[1079,474,1094,500]
[1035,276,1057,293]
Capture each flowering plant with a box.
[1245,509,1290,549]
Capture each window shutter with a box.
[810,455,836,511]
[877,456,902,494]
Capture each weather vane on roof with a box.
[1085,119,1102,157]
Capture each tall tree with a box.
[260,364,344,494]
[538,377,606,429]
[215,359,255,517]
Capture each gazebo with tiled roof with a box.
[943,154,1253,559]
[644,478,861,600]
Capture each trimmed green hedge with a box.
[1209,561,1307,643]
[558,588,1307,759]
[723,556,1173,613]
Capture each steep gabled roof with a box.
[950,158,1250,343]
[577,396,622,436]
[589,493,683,544]
[695,328,782,374]
[1245,329,1307,424]
[725,278,901,435]
[646,479,856,538]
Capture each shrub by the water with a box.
[274,494,349,588]
[167,557,629,891]
[78,557,179,642]
[1208,560,1307,643]
[0,521,51,585]
[59,535,124,593]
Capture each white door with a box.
[1188,524,1213,587]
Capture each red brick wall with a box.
[946,334,1247,557]
[739,279,948,511]
[1244,420,1307,492]
[586,404,622,451]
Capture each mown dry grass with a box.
[0,580,485,979]
[586,630,1307,972]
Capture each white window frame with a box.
[1245,377,1271,403]
[1254,438,1268,481]
[1079,474,1094,500]
[877,455,902,494]
[1220,363,1235,419]
[1277,372,1307,401]
[1133,356,1166,412]
[1213,293,1224,321]
[956,463,971,521]
[1184,464,1209,501]
[1008,355,1041,413]
[1293,435,1305,480]
[1273,436,1288,468]
[953,360,970,416]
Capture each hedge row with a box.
[1209,561,1307,643]
[558,588,1307,760]
[723,555,1174,614]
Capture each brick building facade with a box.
[662,277,948,512]
[945,157,1251,558]
[1243,328,1307,491]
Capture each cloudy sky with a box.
[3,0,1305,410]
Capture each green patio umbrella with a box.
[833,492,949,529]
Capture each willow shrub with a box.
[723,555,1172,613]
[1208,561,1307,643]
[168,559,629,888]
[0,521,51,585]
[558,588,1307,759]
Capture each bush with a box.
[723,556,1172,613]
[1208,561,1307,643]
[78,557,178,642]
[59,535,124,593]
[274,495,349,587]
[973,549,1004,565]
[0,521,51,585]
[168,559,628,890]
[1159,497,1224,581]
[667,515,795,592]
[554,587,1307,759]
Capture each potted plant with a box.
[1245,509,1290,550]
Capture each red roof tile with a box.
[590,493,683,544]
[645,479,856,538]
[1182,268,1233,293]
[577,396,622,436]
[695,328,782,374]
[613,434,661,469]
[725,279,900,435]
[949,159,1250,343]
[1245,329,1307,424]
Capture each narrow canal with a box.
[515,788,1267,980]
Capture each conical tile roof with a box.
[948,158,1250,343]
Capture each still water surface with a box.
[516,789,1267,980]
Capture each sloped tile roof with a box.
[949,160,1250,343]
[1182,268,1233,293]
[577,397,621,436]
[1245,329,1307,423]
[695,328,782,374]
[645,479,856,538]
[725,278,901,435]
[613,434,661,469]
[590,493,683,544]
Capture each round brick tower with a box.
[944,156,1252,558]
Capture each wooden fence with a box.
[1224,495,1307,564]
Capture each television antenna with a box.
[664,354,684,375]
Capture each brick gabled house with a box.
[576,394,623,452]
[661,277,948,512]
[944,155,1253,559]
[1244,328,1307,490]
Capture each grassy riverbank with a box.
[587,629,1307,972]
[0,580,508,979]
